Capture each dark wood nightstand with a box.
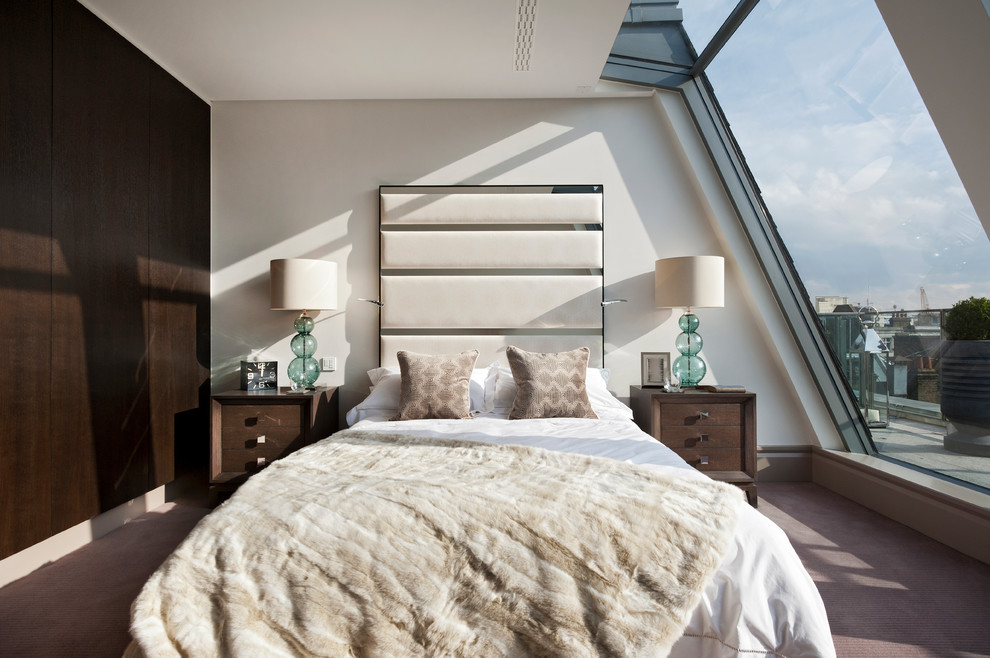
[630,386,757,507]
[210,387,338,501]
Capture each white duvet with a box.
[348,414,836,658]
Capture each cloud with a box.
[844,156,893,194]
[701,0,990,310]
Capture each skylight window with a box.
[679,0,740,57]
[699,0,990,489]
[704,1,989,312]
[608,0,989,488]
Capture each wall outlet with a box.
[321,356,336,372]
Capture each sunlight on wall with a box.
[210,97,829,447]
[0,229,68,274]
[210,211,351,298]
[411,121,574,185]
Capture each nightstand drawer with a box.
[675,448,743,472]
[221,424,304,452]
[630,387,757,507]
[660,403,742,427]
[210,388,339,491]
[657,425,741,449]
[220,430,303,472]
[221,404,304,430]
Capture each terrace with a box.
[821,308,989,492]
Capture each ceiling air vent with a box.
[514,0,537,71]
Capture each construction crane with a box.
[918,286,937,328]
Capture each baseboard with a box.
[747,444,990,565]
[757,444,814,482]
[812,448,990,565]
[0,485,171,589]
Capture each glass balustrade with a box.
[819,307,989,490]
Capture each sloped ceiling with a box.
[79,0,631,101]
[77,0,988,235]
[876,0,990,239]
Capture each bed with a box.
[127,186,835,657]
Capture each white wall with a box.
[211,92,841,448]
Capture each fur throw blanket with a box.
[130,430,742,657]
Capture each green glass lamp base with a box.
[672,355,707,387]
[673,310,708,387]
[287,311,321,391]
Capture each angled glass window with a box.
[607,0,990,489]
[705,2,988,312]
[679,0,739,56]
[700,1,990,489]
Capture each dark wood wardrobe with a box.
[1,0,210,559]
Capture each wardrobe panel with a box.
[51,0,152,530]
[0,0,54,559]
[148,67,211,487]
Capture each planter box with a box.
[940,340,990,456]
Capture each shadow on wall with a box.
[213,109,608,414]
[1,240,211,553]
[210,235,350,393]
[212,97,740,415]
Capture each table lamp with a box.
[270,258,337,391]
[655,255,724,387]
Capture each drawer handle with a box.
[699,455,710,465]
[257,435,266,445]
[698,411,710,419]
[256,457,267,467]
[698,433,709,442]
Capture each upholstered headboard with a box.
[378,185,605,368]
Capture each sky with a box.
[681,0,990,312]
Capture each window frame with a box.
[603,3,875,454]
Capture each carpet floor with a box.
[0,501,210,658]
[759,483,990,657]
[0,482,988,657]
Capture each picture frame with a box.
[641,352,671,388]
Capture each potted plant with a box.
[940,296,990,456]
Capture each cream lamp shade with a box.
[654,255,724,387]
[270,259,338,311]
[270,258,337,391]
[654,255,724,309]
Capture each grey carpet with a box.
[0,501,209,658]
[758,482,990,658]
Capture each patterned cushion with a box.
[390,350,479,421]
[506,346,598,420]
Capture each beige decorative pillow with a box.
[390,350,479,421]
[506,346,598,420]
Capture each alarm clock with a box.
[240,361,278,390]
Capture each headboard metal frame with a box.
[378,185,604,367]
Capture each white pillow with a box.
[492,366,633,420]
[346,362,498,425]
[344,376,401,425]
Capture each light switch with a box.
[321,356,336,372]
